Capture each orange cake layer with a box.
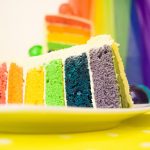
[47,33,89,45]
[47,24,91,37]
[45,15,91,30]
[8,63,23,103]
[24,67,44,105]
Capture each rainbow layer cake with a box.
[45,15,92,52]
[0,35,133,108]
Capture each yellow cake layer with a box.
[112,43,133,107]
[24,67,44,105]
[47,33,89,45]
[8,63,23,104]
[47,24,91,37]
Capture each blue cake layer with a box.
[65,53,93,107]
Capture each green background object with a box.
[114,0,131,65]
[28,45,43,56]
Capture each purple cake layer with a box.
[89,46,122,108]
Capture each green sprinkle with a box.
[28,45,43,56]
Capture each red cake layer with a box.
[45,15,91,30]
[0,63,7,104]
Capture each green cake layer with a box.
[47,42,73,52]
[45,59,65,106]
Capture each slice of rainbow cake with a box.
[0,35,133,108]
[45,15,92,52]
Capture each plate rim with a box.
[0,104,149,114]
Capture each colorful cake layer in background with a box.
[0,35,133,108]
[45,15,92,52]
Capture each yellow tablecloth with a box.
[0,112,150,150]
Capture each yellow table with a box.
[0,112,150,150]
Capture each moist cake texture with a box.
[8,63,23,104]
[0,35,133,108]
[0,63,7,104]
[25,67,44,105]
[45,59,65,106]
[89,46,122,108]
[65,53,92,107]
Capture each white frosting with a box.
[62,59,67,107]
[1,35,114,67]
[86,52,96,108]
[43,66,46,106]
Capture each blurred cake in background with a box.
[28,0,93,56]
[45,15,92,52]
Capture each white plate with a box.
[0,104,149,134]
